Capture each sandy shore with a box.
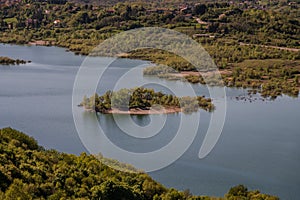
[106,107,182,115]
[84,107,182,115]
[28,40,52,46]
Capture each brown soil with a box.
[28,40,52,46]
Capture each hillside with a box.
[0,127,279,199]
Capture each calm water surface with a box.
[0,44,299,199]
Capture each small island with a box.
[80,87,214,114]
[0,56,29,65]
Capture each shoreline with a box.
[165,70,231,78]
[84,106,182,115]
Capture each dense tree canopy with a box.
[0,127,280,199]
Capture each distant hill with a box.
[67,0,222,6]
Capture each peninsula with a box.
[130,49,300,99]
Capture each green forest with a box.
[0,127,279,200]
[81,87,214,113]
[0,0,299,51]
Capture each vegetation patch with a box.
[223,59,300,99]
[0,56,29,65]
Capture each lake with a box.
[0,43,299,199]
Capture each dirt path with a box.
[239,42,299,52]
[166,70,231,78]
